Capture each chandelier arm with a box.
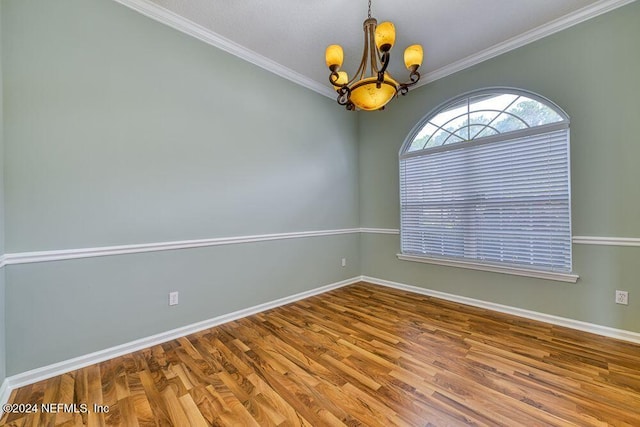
[336,85,352,106]
[368,21,378,75]
[398,70,421,95]
[377,51,390,84]
[366,20,387,88]
[349,20,374,85]
[374,39,387,74]
[329,71,341,86]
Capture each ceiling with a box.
[116,0,633,98]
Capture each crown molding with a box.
[111,0,335,98]
[113,0,635,98]
[415,0,638,89]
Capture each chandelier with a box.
[325,0,423,111]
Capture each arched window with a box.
[399,88,575,280]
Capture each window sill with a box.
[396,253,579,283]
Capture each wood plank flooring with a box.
[2,282,640,426]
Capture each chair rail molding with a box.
[2,228,361,266]
[2,231,639,268]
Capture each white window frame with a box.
[397,88,578,283]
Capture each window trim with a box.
[396,253,579,283]
[398,87,576,281]
[401,121,569,160]
[400,87,570,156]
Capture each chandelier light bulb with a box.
[374,22,396,52]
[325,44,344,71]
[404,44,424,71]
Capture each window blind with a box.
[400,128,572,273]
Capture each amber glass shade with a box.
[403,44,424,69]
[325,45,344,69]
[374,22,396,52]
[332,71,349,89]
[349,75,398,111]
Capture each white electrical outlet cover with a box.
[169,291,179,306]
[615,290,628,305]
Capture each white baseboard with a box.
[363,276,640,344]
[0,276,361,410]
[3,274,640,411]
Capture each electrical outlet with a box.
[341,258,346,267]
[615,290,628,305]
[169,291,179,306]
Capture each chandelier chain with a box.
[368,0,372,18]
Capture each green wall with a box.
[359,2,640,332]
[2,0,360,374]
[2,0,640,379]
[0,0,5,385]
[0,271,4,384]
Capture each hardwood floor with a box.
[2,282,640,426]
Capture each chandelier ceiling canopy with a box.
[325,0,423,111]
